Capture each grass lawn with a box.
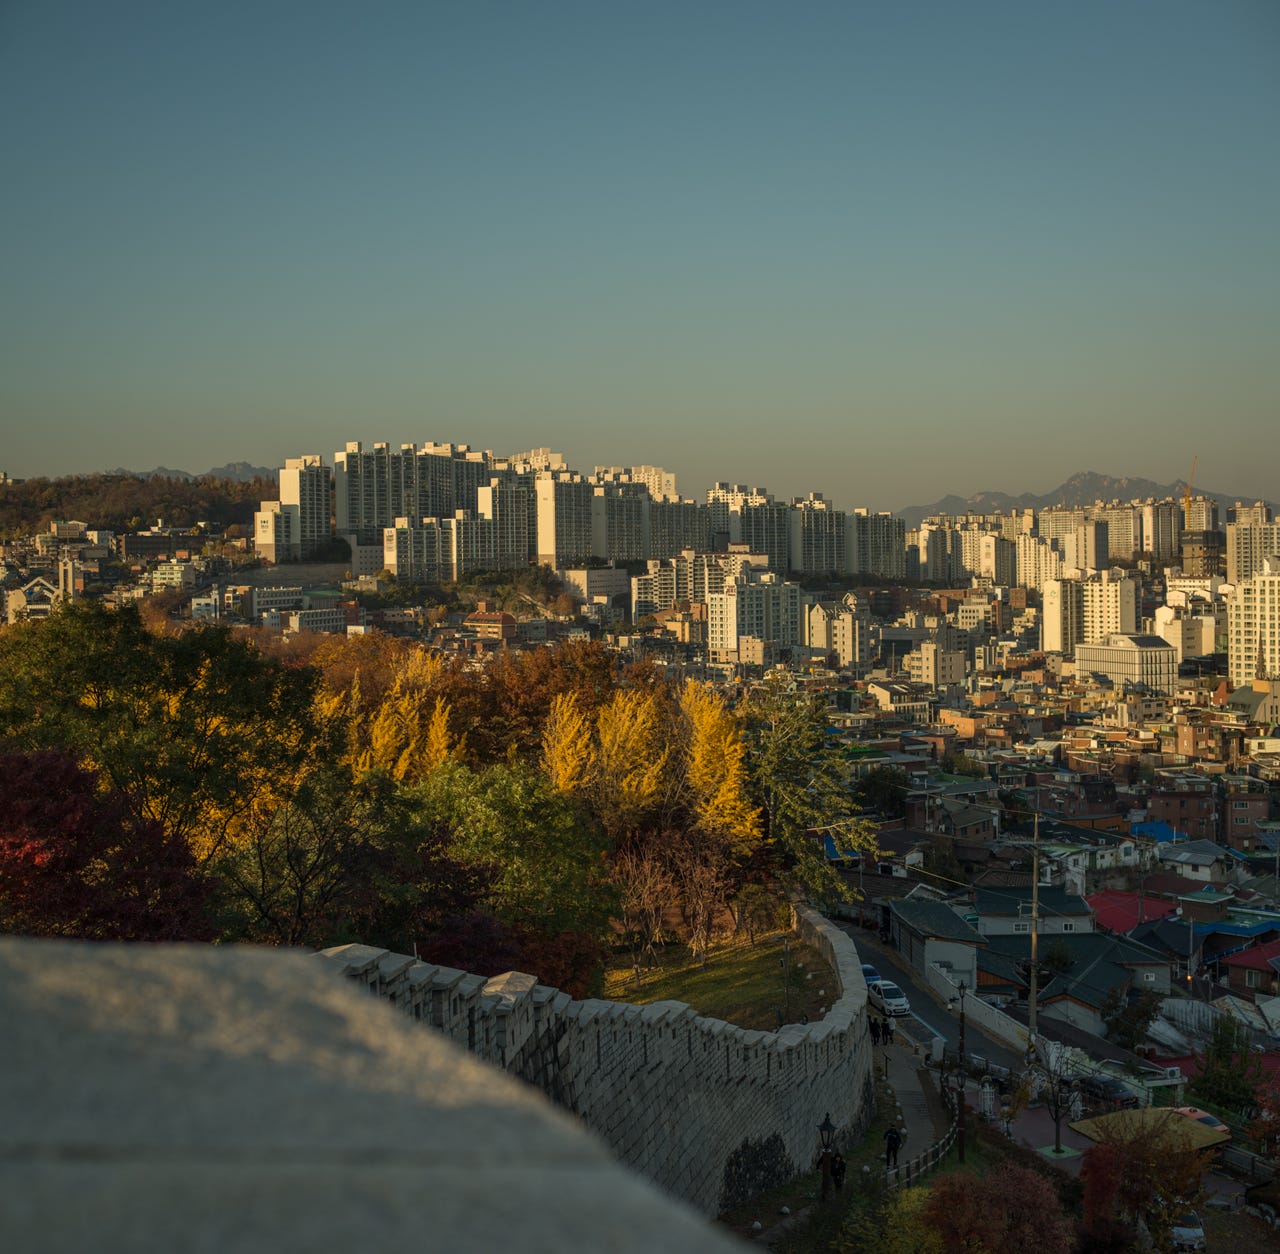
[603,930,835,1030]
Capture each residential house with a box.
[886,899,986,990]
[971,885,1095,938]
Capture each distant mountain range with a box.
[108,462,276,483]
[897,471,1272,529]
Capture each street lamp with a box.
[818,1112,835,1200]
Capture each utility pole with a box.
[957,980,967,1164]
[1028,813,1040,1042]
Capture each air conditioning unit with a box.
[1164,1067,1183,1080]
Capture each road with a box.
[837,921,1024,1072]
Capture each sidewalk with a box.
[881,1037,950,1171]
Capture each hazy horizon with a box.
[3,2,1277,510]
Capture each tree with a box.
[924,1160,1074,1254]
[0,748,211,940]
[0,603,321,863]
[1245,1070,1280,1160]
[213,766,439,948]
[855,765,909,818]
[1187,1015,1264,1116]
[612,844,674,969]
[540,691,595,794]
[1101,987,1162,1051]
[742,683,876,900]
[1078,1142,1137,1254]
[410,762,614,942]
[940,751,986,779]
[1027,1041,1081,1156]
[678,680,759,856]
[590,687,671,839]
[1088,1112,1211,1251]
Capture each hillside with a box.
[898,471,1271,529]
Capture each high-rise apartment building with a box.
[1042,571,1137,656]
[789,493,845,576]
[334,440,491,544]
[1226,522,1280,585]
[476,477,534,569]
[1227,556,1280,687]
[255,454,332,562]
[647,499,711,559]
[591,483,650,563]
[535,474,593,568]
[1062,520,1109,573]
[848,510,906,579]
[1140,500,1181,559]
[707,571,802,660]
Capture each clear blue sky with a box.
[2,1,1276,510]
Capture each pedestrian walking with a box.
[883,1124,901,1168]
[870,1017,880,1046]
[884,1016,895,1044]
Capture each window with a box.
[1246,969,1262,989]
[1143,971,1156,982]
[1062,922,1075,932]
[1013,922,1030,933]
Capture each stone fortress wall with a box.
[318,905,872,1216]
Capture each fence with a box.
[883,1078,959,1191]
[926,961,1033,1057]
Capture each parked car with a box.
[1172,1106,1230,1139]
[868,981,910,1017]
[860,963,881,986]
[1170,1209,1205,1252]
[1078,1074,1140,1110]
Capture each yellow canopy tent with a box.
[1068,1106,1229,1152]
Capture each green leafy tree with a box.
[854,765,908,818]
[742,683,876,900]
[1101,987,1163,1051]
[1187,1015,1264,1116]
[410,762,614,942]
[213,766,458,949]
[0,602,324,862]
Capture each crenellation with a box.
[315,906,871,1216]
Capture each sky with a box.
[1,1,1277,512]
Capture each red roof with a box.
[1221,938,1280,971]
[1087,890,1176,934]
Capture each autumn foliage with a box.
[0,602,876,989]
[0,748,211,940]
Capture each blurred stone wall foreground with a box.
[319,905,873,1216]
[0,938,747,1254]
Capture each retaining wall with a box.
[318,906,873,1216]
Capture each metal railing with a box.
[883,1087,960,1191]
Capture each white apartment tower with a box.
[1042,571,1137,656]
[707,571,802,660]
[1140,500,1181,559]
[789,494,845,576]
[1226,522,1280,585]
[1227,556,1280,687]
[255,454,332,562]
[535,474,593,568]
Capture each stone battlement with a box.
[318,905,872,1215]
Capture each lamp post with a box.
[817,1112,835,1200]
